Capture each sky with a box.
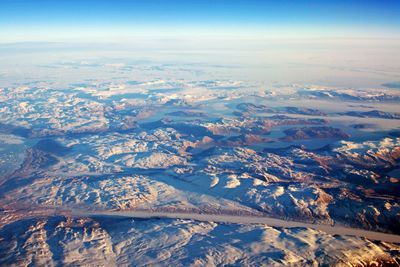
[0,0,400,42]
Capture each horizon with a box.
[0,1,400,266]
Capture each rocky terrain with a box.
[0,58,399,266]
[0,216,399,267]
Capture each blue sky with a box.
[1,0,399,42]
